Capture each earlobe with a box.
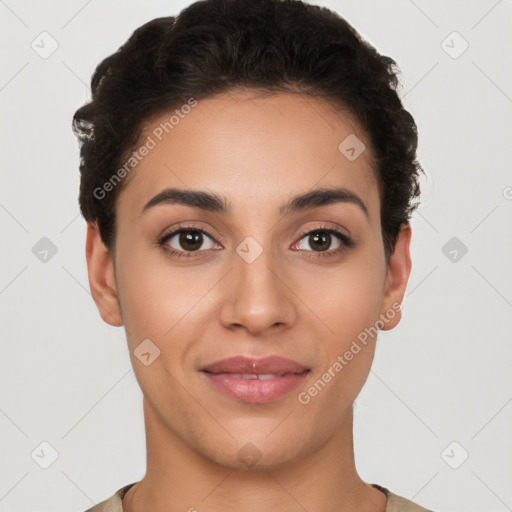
[85,222,124,327]
[379,223,412,331]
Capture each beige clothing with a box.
[84,482,434,511]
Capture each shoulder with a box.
[372,483,435,512]
[83,482,137,512]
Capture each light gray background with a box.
[0,1,511,511]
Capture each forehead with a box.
[116,90,380,221]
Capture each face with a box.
[87,90,411,470]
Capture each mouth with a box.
[200,355,310,404]
[207,372,302,380]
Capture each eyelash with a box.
[156,223,354,260]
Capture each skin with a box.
[86,90,412,512]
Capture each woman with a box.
[73,0,431,510]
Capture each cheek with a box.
[116,247,216,340]
[308,261,385,339]
[299,282,382,423]
[303,259,384,395]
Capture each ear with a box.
[85,222,123,327]
[379,223,412,330]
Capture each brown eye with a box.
[309,231,332,251]
[165,229,216,252]
[297,230,342,252]
[180,231,203,251]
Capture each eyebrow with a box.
[141,186,368,218]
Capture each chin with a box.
[199,433,309,472]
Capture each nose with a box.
[219,243,297,336]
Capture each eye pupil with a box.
[180,231,203,251]
[310,231,331,251]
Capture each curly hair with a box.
[72,0,423,261]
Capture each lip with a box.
[201,355,310,404]
[201,355,309,375]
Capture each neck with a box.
[123,398,386,512]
